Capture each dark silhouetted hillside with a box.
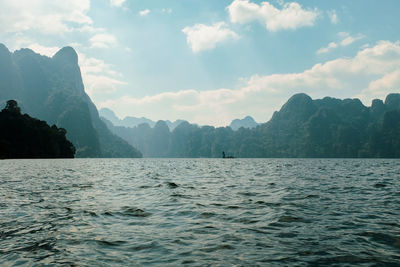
[0,100,75,159]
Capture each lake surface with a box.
[0,159,399,266]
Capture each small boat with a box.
[222,152,235,159]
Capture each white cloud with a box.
[27,43,60,57]
[227,0,318,31]
[11,37,63,57]
[0,0,92,34]
[340,34,363,46]
[110,0,125,7]
[316,42,338,54]
[357,69,400,102]
[317,32,364,54]
[182,22,239,53]
[139,9,151,16]
[89,33,117,48]
[78,53,126,97]
[100,41,400,126]
[83,75,126,96]
[327,10,339,24]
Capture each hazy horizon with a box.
[1,0,399,126]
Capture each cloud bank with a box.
[100,41,400,126]
[227,0,318,31]
[0,0,92,34]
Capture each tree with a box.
[5,100,21,114]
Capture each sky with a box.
[0,0,399,126]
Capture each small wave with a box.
[83,210,98,217]
[170,193,191,199]
[15,239,58,253]
[121,206,150,217]
[138,185,153,189]
[101,206,150,217]
[167,182,179,188]
[247,228,269,234]
[360,172,374,177]
[94,239,127,247]
[238,192,257,197]
[172,239,190,246]
[276,232,298,238]
[374,183,387,188]
[234,217,259,224]
[278,215,310,223]
[255,242,272,248]
[200,244,234,252]
[181,259,195,264]
[130,241,159,251]
[254,200,282,207]
[199,212,216,219]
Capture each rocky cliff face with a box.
[0,44,141,158]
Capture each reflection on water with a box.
[0,159,399,266]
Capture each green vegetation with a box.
[104,93,400,158]
[0,100,75,159]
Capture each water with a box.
[0,159,399,266]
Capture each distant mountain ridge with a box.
[99,107,186,130]
[104,93,400,158]
[100,107,259,130]
[0,43,141,158]
[229,116,259,131]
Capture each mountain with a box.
[99,107,185,130]
[100,107,156,128]
[245,93,400,158]
[122,116,157,128]
[229,116,259,131]
[0,100,75,159]
[0,44,141,158]
[104,93,400,158]
[98,107,122,126]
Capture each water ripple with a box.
[1,158,400,266]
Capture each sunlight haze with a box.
[1,0,399,126]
